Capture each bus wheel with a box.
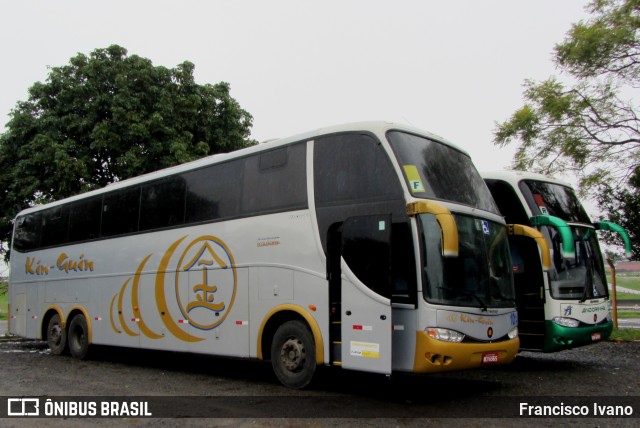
[270,320,316,389]
[68,314,90,360]
[46,314,67,355]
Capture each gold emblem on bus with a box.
[109,235,237,342]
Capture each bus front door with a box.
[339,214,393,374]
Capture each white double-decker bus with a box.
[9,122,523,388]
[483,170,631,352]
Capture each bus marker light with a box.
[235,320,248,325]
[94,317,102,321]
[178,319,189,324]
[308,305,316,312]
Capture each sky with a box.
[0,0,592,168]
[0,1,603,274]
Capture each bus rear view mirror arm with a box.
[407,201,458,257]
[530,215,575,261]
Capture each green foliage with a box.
[597,170,640,257]
[494,0,640,259]
[0,45,256,259]
[556,0,640,81]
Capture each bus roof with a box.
[481,170,573,189]
[15,121,467,217]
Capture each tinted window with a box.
[388,131,499,213]
[315,133,401,206]
[68,197,102,242]
[242,143,307,215]
[342,214,392,298]
[40,206,69,247]
[520,180,591,223]
[13,212,42,252]
[140,177,186,231]
[313,132,406,254]
[484,179,530,224]
[101,186,140,237]
[184,159,244,223]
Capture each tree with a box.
[0,45,256,260]
[494,0,640,258]
[596,167,640,257]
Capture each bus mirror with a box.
[406,201,458,257]
[594,221,633,259]
[530,215,575,260]
[508,224,551,271]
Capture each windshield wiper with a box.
[437,286,488,312]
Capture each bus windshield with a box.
[420,214,515,309]
[521,180,608,300]
[387,131,499,214]
[521,180,590,223]
[548,225,609,300]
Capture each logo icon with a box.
[110,235,237,342]
[175,236,237,330]
[7,398,39,416]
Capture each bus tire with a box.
[46,314,67,355]
[270,320,316,389]
[68,314,90,360]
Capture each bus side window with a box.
[68,197,102,242]
[242,143,307,216]
[391,222,417,304]
[140,177,186,231]
[101,186,141,237]
[13,213,42,252]
[342,214,392,299]
[40,206,69,248]
[184,159,244,223]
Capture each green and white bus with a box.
[483,170,631,352]
[9,122,522,388]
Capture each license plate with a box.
[482,352,499,364]
[591,332,601,341]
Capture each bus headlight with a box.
[508,327,518,339]
[553,317,580,328]
[426,328,465,343]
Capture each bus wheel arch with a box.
[258,306,324,389]
[43,308,67,355]
[270,319,317,389]
[66,308,92,360]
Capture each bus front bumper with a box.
[413,331,519,373]
[543,320,613,353]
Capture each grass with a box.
[607,274,640,300]
[609,327,640,341]
[0,280,6,321]
[617,311,640,319]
